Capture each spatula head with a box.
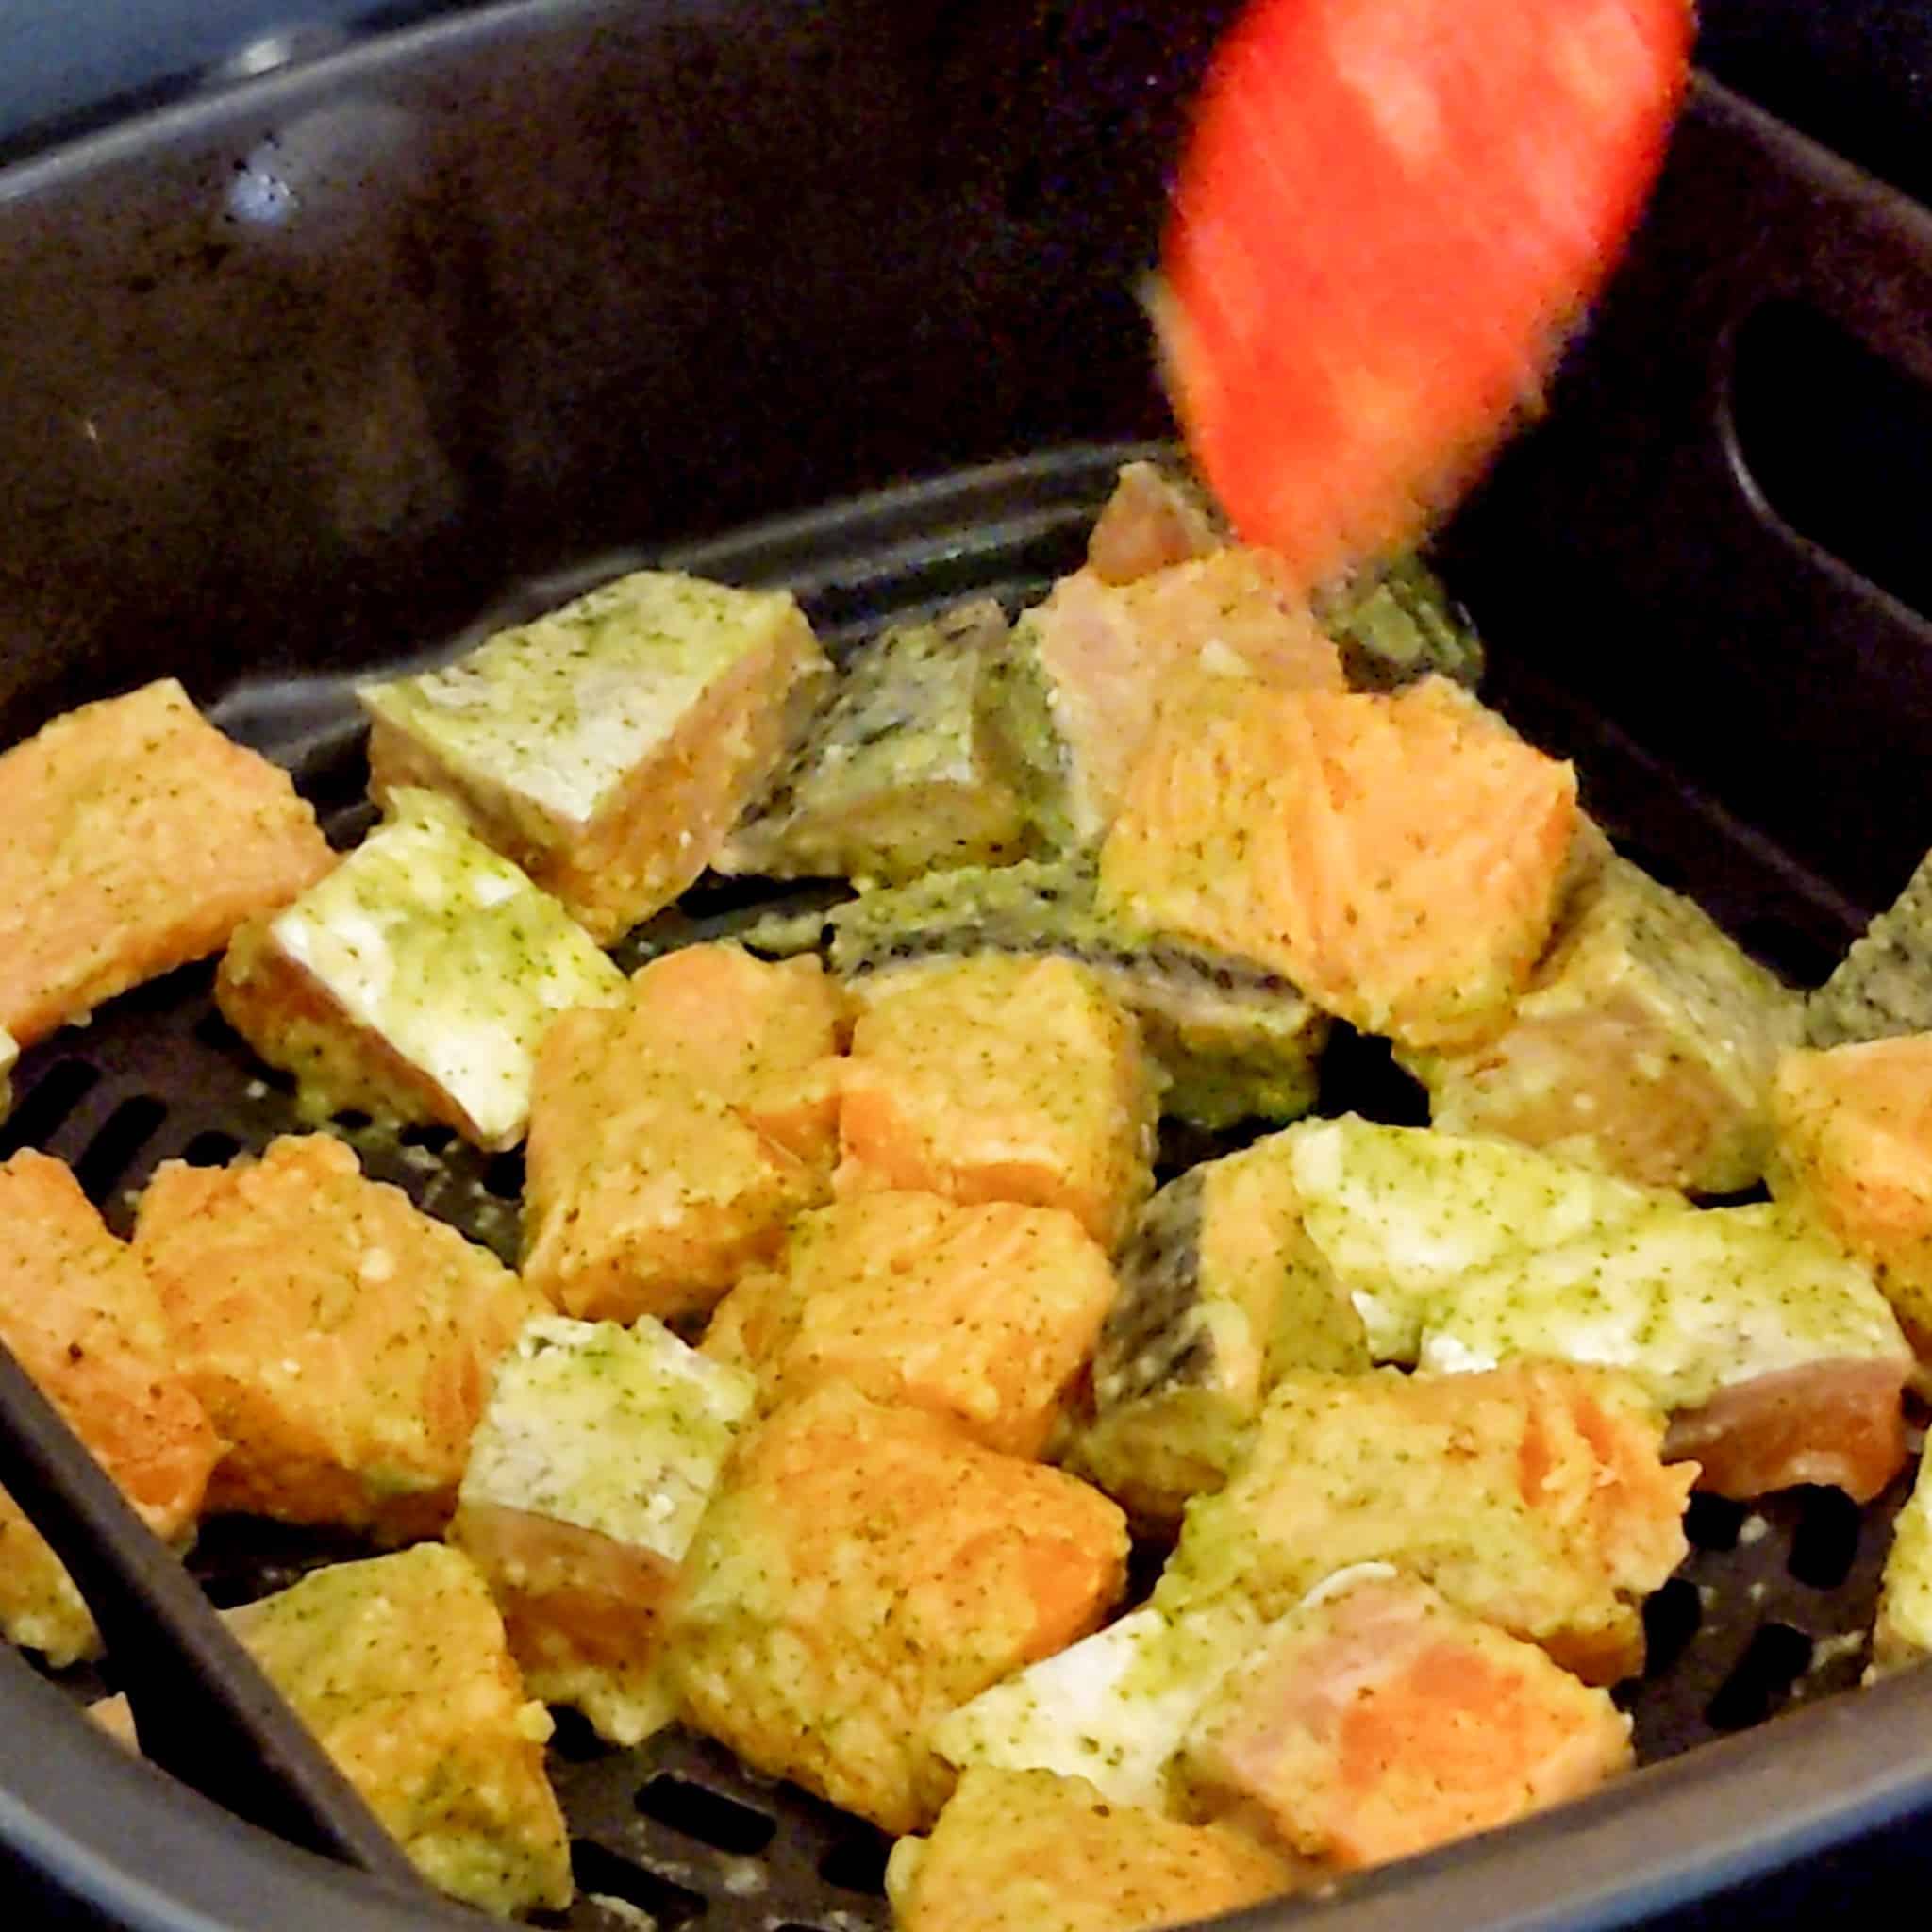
[1159,0,1693,593]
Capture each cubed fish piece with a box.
[0,678,333,1048]
[1177,1572,1631,1870]
[706,1191,1116,1458]
[1404,857,1801,1194]
[930,1601,1259,1812]
[1273,1115,1664,1364]
[96,1545,573,1915]
[823,860,1327,1130]
[523,945,845,1323]
[216,789,625,1151]
[1156,1363,1693,1685]
[1872,1454,1932,1675]
[449,1315,755,1745]
[1418,1201,1911,1501]
[134,1134,541,1536]
[986,547,1345,848]
[0,1152,220,1664]
[717,599,1029,885]
[1097,675,1578,1049]
[1314,551,1486,693]
[666,1384,1128,1834]
[1807,846,1932,1048]
[360,568,831,941]
[1074,1142,1367,1531]
[1771,1035,1932,1349]
[837,954,1158,1251]
[1084,459,1224,586]
[885,1767,1296,1932]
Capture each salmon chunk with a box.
[1873,1454,1932,1675]
[885,1767,1296,1932]
[705,1191,1116,1458]
[0,1152,220,1664]
[1178,1572,1631,1870]
[1084,460,1224,586]
[449,1315,755,1744]
[1098,675,1578,1048]
[216,789,626,1151]
[1157,1363,1693,1684]
[134,1135,541,1537]
[0,679,332,1048]
[991,546,1345,847]
[1074,1139,1368,1530]
[1405,856,1801,1194]
[1418,1201,1911,1502]
[523,946,846,1323]
[96,1545,573,1916]
[837,955,1158,1251]
[666,1384,1128,1833]
[1771,1035,1932,1347]
[360,569,832,941]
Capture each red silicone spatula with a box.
[1159,0,1694,592]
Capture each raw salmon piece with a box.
[1770,1035,1932,1347]
[1873,1454,1932,1675]
[0,678,333,1048]
[665,1384,1128,1834]
[1098,675,1578,1049]
[1256,1114,1664,1366]
[0,1151,220,1664]
[1418,1200,1911,1501]
[96,1545,573,1915]
[709,1191,1117,1458]
[716,600,1030,888]
[600,944,846,1168]
[522,945,846,1323]
[216,789,626,1153]
[1178,1572,1630,1870]
[837,955,1158,1251]
[1157,1363,1693,1685]
[1074,1140,1367,1531]
[449,1315,755,1745]
[1405,856,1802,1193]
[992,547,1345,847]
[360,569,832,941]
[1085,460,1225,587]
[885,1767,1297,1932]
[134,1135,541,1537]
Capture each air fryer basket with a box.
[8,4,1932,1928]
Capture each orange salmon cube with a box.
[360,571,831,942]
[1009,546,1345,846]
[449,1315,755,1745]
[707,1191,1117,1458]
[523,946,845,1323]
[0,1151,220,1664]
[1771,1035,1932,1347]
[1098,675,1578,1049]
[96,1545,573,1916]
[885,1767,1297,1932]
[0,679,333,1048]
[1158,1363,1693,1684]
[837,956,1158,1251]
[665,1384,1128,1833]
[1406,856,1801,1194]
[1179,1573,1631,1870]
[134,1135,541,1536]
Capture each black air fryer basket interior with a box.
[8,4,1932,1928]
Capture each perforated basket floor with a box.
[4,443,1913,1932]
